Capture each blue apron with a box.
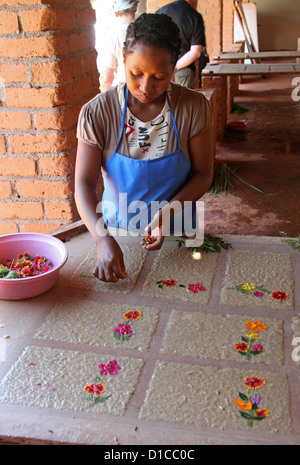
[101,86,195,233]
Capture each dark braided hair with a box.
[124,13,181,65]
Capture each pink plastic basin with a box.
[0,233,68,300]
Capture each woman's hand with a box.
[141,229,164,251]
[93,236,128,283]
[141,209,167,251]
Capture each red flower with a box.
[255,409,270,417]
[123,310,142,321]
[114,323,133,336]
[162,279,177,287]
[252,344,264,352]
[235,342,249,352]
[243,376,265,389]
[188,282,206,293]
[271,291,288,301]
[84,382,105,397]
[98,360,121,376]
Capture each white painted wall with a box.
[254,0,300,50]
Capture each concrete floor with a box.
[204,69,300,238]
[0,70,299,446]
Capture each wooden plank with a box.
[49,219,87,241]
[234,0,258,55]
[233,0,256,60]
[216,51,300,61]
[202,62,300,76]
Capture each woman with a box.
[75,13,214,283]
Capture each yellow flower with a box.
[242,282,255,291]
[246,332,259,339]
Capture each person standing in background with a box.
[96,0,140,92]
[156,0,206,89]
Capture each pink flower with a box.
[113,323,133,336]
[252,344,264,352]
[253,291,264,297]
[43,264,52,273]
[188,283,206,293]
[98,360,121,376]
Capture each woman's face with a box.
[123,43,175,105]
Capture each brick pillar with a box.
[0,0,99,235]
[202,74,227,141]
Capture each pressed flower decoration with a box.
[234,376,270,427]
[229,282,270,297]
[271,290,288,302]
[235,320,268,361]
[144,232,156,245]
[84,360,121,408]
[155,279,206,294]
[113,309,142,343]
[229,281,289,304]
[0,252,53,279]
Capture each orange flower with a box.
[234,399,252,411]
[245,320,268,333]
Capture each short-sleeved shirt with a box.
[76,82,212,164]
[96,22,128,85]
[156,0,206,71]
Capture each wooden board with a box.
[215,51,300,61]
[202,62,300,76]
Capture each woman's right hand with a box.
[93,236,128,283]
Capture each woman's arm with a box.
[143,126,214,249]
[174,45,203,72]
[75,140,128,282]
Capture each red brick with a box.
[0,34,69,58]
[76,6,96,27]
[69,31,90,53]
[39,152,75,176]
[0,135,7,153]
[0,111,31,130]
[0,63,28,84]
[0,157,36,176]
[83,50,98,73]
[0,200,43,219]
[31,57,82,84]
[10,130,76,154]
[34,104,82,130]
[45,200,74,219]
[0,11,19,34]
[0,181,12,198]
[17,180,73,199]
[0,222,18,235]
[0,1,51,4]
[21,8,76,33]
[22,222,63,234]
[5,85,73,108]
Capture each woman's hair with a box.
[124,13,181,65]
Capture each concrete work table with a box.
[0,230,299,445]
